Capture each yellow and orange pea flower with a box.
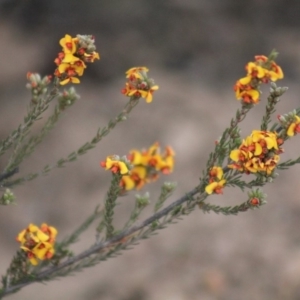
[122,67,159,103]
[205,165,226,195]
[102,143,175,192]
[55,60,86,85]
[16,223,57,265]
[126,67,149,79]
[84,51,100,62]
[139,85,159,103]
[209,166,224,180]
[100,157,129,175]
[228,130,283,175]
[21,242,55,266]
[54,34,99,85]
[234,76,260,104]
[253,55,283,81]
[120,166,147,191]
[287,116,300,137]
[205,179,226,195]
[59,34,78,54]
[246,62,266,79]
[125,84,159,103]
[234,55,284,104]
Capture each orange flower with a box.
[16,223,57,265]
[205,179,226,195]
[100,156,129,175]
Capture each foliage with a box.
[0,36,297,299]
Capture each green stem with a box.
[3,97,139,188]
[0,86,59,158]
[103,174,122,239]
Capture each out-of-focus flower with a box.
[126,67,149,79]
[16,223,57,266]
[102,143,175,192]
[121,67,159,103]
[205,179,226,195]
[60,34,78,54]
[205,166,226,195]
[287,115,300,137]
[234,53,283,105]
[100,156,129,175]
[54,34,100,85]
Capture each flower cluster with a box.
[54,34,100,85]
[100,143,175,192]
[16,223,57,266]
[121,142,175,191]
[121,67,159,103]
[205,166,226,195]
[228,130,284,175]
[234,55,283,104]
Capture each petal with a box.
[254,142,262,156]
[205,182,218,194]
[62,53,80,63]
[121,175,135,191]
[230,149,241,162]
[287,123,296,137]
[118,162,129,174]
[70,77,80,84]
[132,166,147,179]
[265,136,278,149]
[239,76,252,85]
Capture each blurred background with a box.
[1,1,300,299]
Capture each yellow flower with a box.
[267,62,284,81]
[84,51,100,62]
[263,155,280,175]
[209,166,223,180]
[205,179,226,195]
[251,130,278,150]
[58,62,85,77]
[246,62,266,79]
[140,85,159,103]
[40,223,58,243]
[126,67,149,79]
[244,157,260,173]
[57,62,86,85]
[127,150,143,165]
[120,166,147,191]
[16,223,57,265]
[59,34,78,54]
[62,53,81,64]
[101,157,129,175]
[287,116,300,137]
[239,89,260,104]
[17,223,49,245]
[59,77,80,85]
[234,76,252,100]
[230,148,248,162]
[120,175,135,191]
[228,130,282,175]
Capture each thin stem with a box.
[3,97,140,188]
[0,186,201,297]
[103,174,122,239]
[0,86,59,158]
